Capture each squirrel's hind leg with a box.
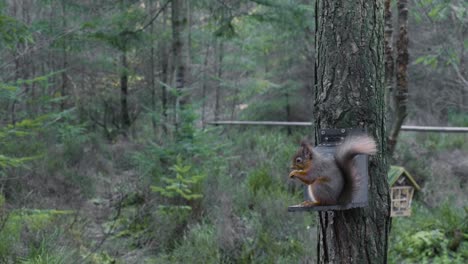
[309,182,338,205]
[298,186,320,207]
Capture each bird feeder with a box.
[288,128,371,212]
[388,166,421,217]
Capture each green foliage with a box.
[0,155,30,169]
[151,156,206,202]
[448,111,468,127]
[0,209,74,263]
[85,252,116,264]
[247,167,273,194]
[238,189,313,263]
[20,232,74,264]
[0,14,33,48]
[394,229,448,260]
[417,132,468,151]
[87,3,146,51]
[0,74,76,180]
[57,122,90,166]
[166,223,221,263]
[389,202,468,263]
[414,54,439,69]
[0,114,47,183]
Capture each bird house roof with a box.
[388,165,421,191]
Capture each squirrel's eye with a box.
[295,157,302,163]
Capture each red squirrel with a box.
[288,135,377,206]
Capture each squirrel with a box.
[288,135,377,206]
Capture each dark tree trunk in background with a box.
[160,7,169,133]
[384,0,395,116]
[149,0,157,133]
[120,51,131,133]
[60,0,68,111]
[314,1,391,263]
[172,0,188,131]
[201,45,210,128]
[214,39,223,121]
[388,0,409,154]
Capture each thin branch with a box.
[0,27,81,71]
[74,194,125,264]
[139,0,171,32]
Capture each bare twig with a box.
[74,194,124,264]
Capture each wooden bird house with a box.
[388,166,421,217]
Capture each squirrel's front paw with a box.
[289,170,298,178]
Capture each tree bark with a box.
[201,45,210,128]
[60,0,68,111]
[388,0,409,154]
[120,51,131,133]
[214,39,223,121]
[160,6,169,133]
[384,0,395,118]
[149,0,157,133]
[314,1,391,263]
[171,0,188,131]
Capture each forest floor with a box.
[2,129,467,263]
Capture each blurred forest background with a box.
[0,0,467,263]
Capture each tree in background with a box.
[386,0,410,155]
[171,0,189,134]
[409,0,467,122]
[313,1,390,262]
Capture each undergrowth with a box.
[389,201,467,263]
[1,110,467,263]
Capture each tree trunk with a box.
[314,1,391,263]
[120,51,131,133]
[11,0,19,125]
[214,39,223,121]
[388,0,409,154]
[384,0,395,119]
[160,6,169,133]
[201,45,210,128]
[60,0,68,111]
[171,0,188,131]
[149,0,157,133]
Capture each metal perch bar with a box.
[207,121,468,133]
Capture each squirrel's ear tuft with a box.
[300,140,312,158]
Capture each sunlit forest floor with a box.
[1,122,467,263]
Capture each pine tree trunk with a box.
[314,1,391,263]
[120,51,131,133]
[60,0,68,111]
[384,0,395,122]
[172,0,188,131]
[214,39,223,121]
[201,45,210,128]
[149,0,157,133]
[388,0,409,154]
[160,6,169,133]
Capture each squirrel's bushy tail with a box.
[334,135,377,204]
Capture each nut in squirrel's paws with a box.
[289,170,301,178]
